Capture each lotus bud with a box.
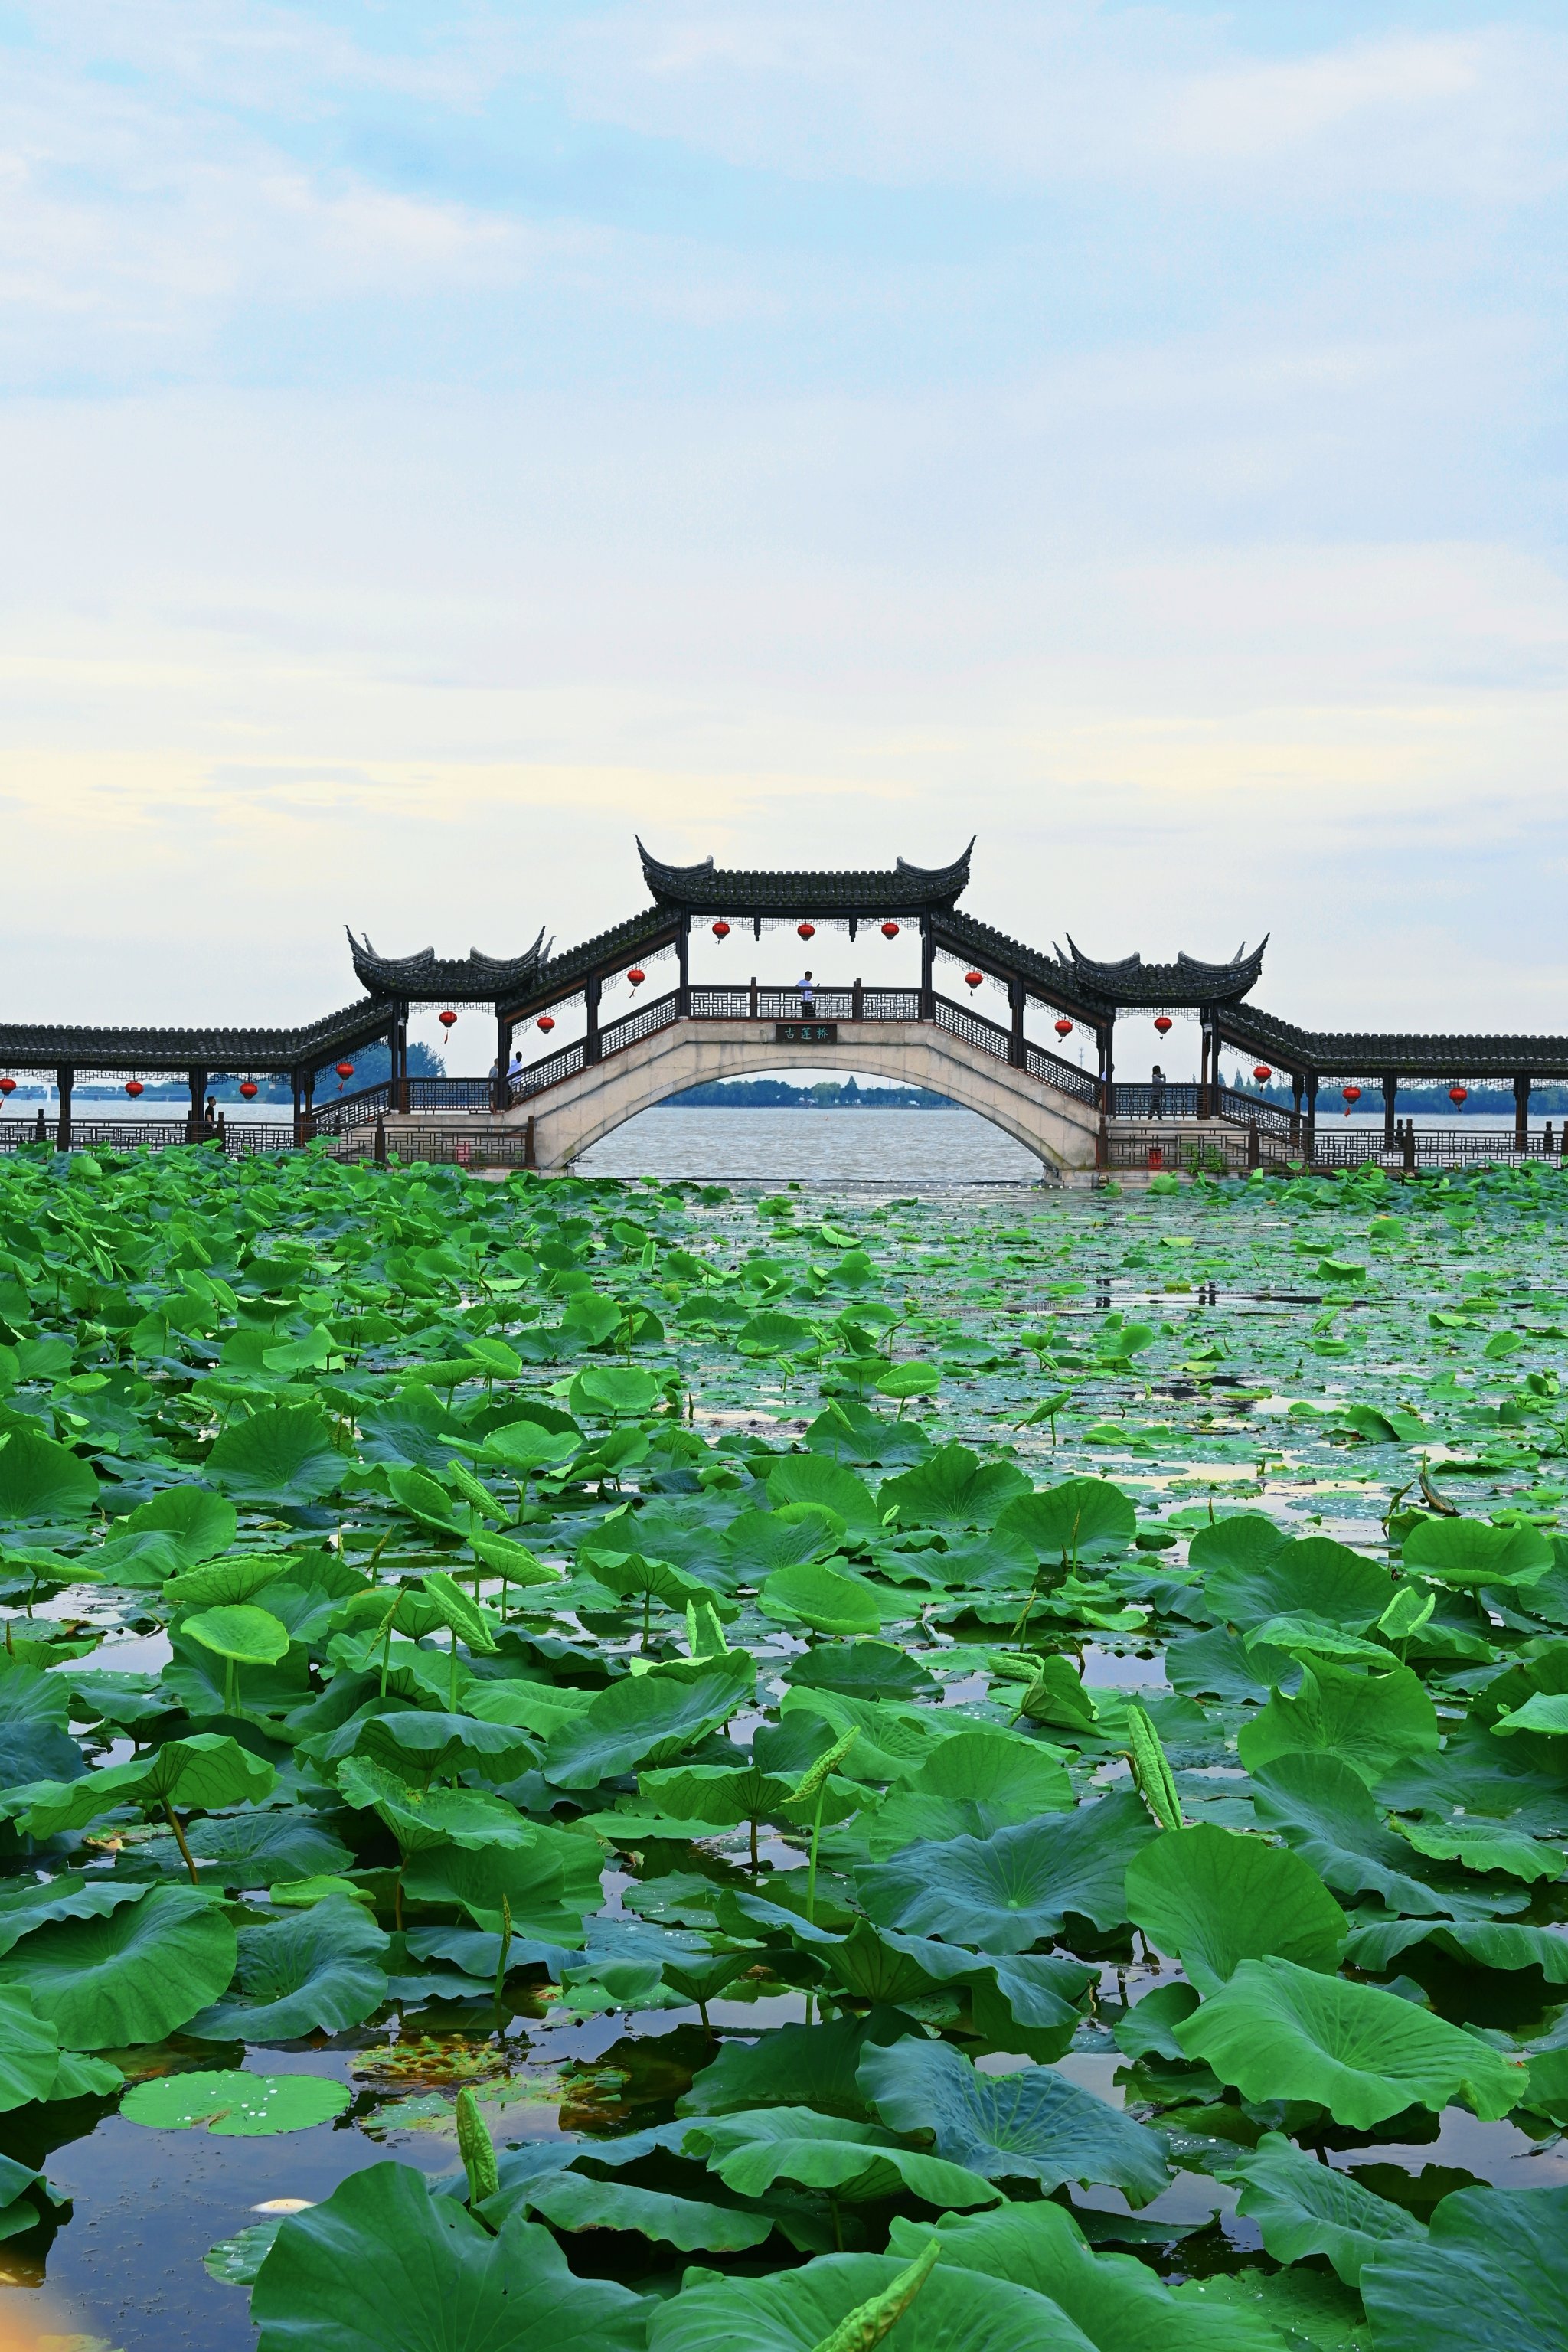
[455,2086,498,2207]
[1125,1704,1181,1831]
[809,2237,940,2352]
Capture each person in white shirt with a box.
[798,970,815,1011]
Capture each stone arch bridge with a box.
[2,839,1565,1178]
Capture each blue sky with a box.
[2,2,1564,1047]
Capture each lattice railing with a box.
[596,990,681,1059]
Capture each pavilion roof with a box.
[346,927,550,1003]
[1217,1002,1568,1081]
[636,837,975,915]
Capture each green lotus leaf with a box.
[350,1709,539,1784]
[1236,1659,1439,1784]
[0,1658,85,1788]
[646,2248,1087,2352]
[760,1559,890,1636]
[1402,1515,1553,1588]
[883,2202,1287,2352]
[543,1653,754,1790]
[21,1733,276,1838]
[165,1556,292,1608]
[1123,1824,1348,1993]
[681,2104,1001,2210]
[0,1427,98,1521]
[479,1421,579,1475]
[1204,1534,1393,1632]
[0,1883,237,2048]
[1174,1956,1527,2128]
[182,1604,292,1667]
[680,2010,908,2122]
[1343,1916,1568,1982]
[860,2036,1170,2204]
[250,2161,647,2351]
[204,1403,344,1504]
[0,1986,118,2112]
[358,1390,469,1475]
[1216,2130,1425,2285]
[1185,1513,1292,1575]
[114,1486,237,1566]
[993,1478,1137,1563]
[1494,1690,1568,1736]
[386,1465,472,1535]
[856,1791,1155,1951]
[188,1897,390,2040]
[779,1688,970,1784]
[766,1455,883,1534]
[873,1361,939,1399]
[724,1508,841,1578]
[122,2068,351,2135]
[1251,1753,1498,1918]
[403,1824,601,1942]
[335,1756,531,1855]
[178,1809,354,1889]
[1359,2184,1568,2352]
[504,2167,774,2252]
[878,1445,1032,1530]
[571,1364,660,1418]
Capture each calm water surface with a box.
[574,1106,1043,1183]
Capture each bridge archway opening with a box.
[571,1068,1045,1185]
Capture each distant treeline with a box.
[1228,1074,1568,1116]
[668,1077,952,1110]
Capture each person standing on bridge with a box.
[797,969,815,1012]
[1151,1063,1165,1118]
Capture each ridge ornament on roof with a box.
[635,838,975,916]
[345,928,550,1002]
[1054,934,1270,1008]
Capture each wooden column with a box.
[584,975,602,1066]
[1289,1072,1303,1152]
[920,918,934,1020]
[494,1014,509,1112]
[188,1067,207,1143]
[1304,1070,1319,1164]
[1009,977,1025,1068]
[1383,1072,1398,1151]
[1101,1018,1115,1115]
[677,916,691,1017]
[1514,1073,1530,1153]
[55,1067,72,1152]
[851,975,864,1021]
[291,1070,305,1147]
[749,975,759,1021]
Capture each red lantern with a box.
[712,920,730,940]
[0,1080,14,1097]
[1342,1085,1361,1104]
[336,1062,354,1082]
[439,1009,457,1031]
[239,1080,259,1100]
[1253,1064,1272,1084]
[880,921,899,939]
[627,968,645,988]
[125,1080,143,1099]
[537,1015,556,1034]
[1154,1014,1173,1036]
[964,970,983,990]
[797,922,815,941]
[1054,1018,1073,1038]
[1449,1085,1468,1106]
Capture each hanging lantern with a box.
[880,921,899,939]
[336,1062,354,1082]
[712,920,730,940]
[124,1080,144,1099]
[537,1015,556,1034]
[1054,1018,1073,1038]
[1253,1064,1272,1085]
[239,1080,259,1100]
[1342,1084,1361,1117]
[1154,1014,1173,1036]
[627,968,645,988]
[963,970,983,990]
[0,1080,14,1098]
[797,922,815,941]
[439,1009,457,1031]
[1449,1085,1468,1106]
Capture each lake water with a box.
[575,1106,1044,1184]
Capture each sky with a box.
[2,0,1565,1054]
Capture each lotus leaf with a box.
[1124,1824,1349,1992]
